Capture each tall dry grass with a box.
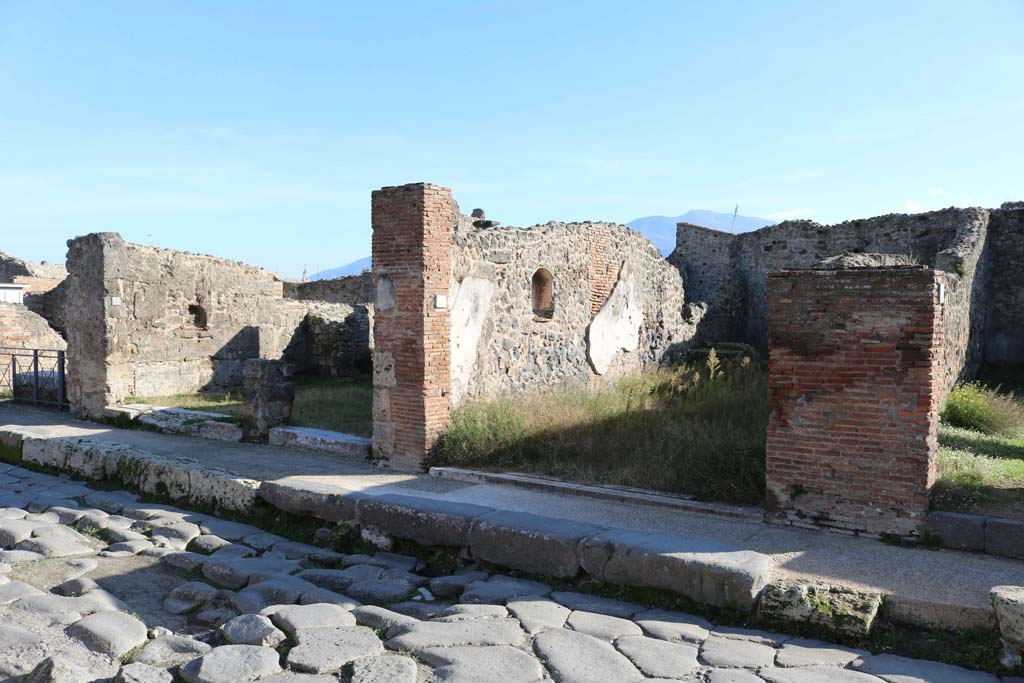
[433,353,768,504]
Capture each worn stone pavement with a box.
[0,464,1015,683]
[2,403,1022,631]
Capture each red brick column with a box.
[370,183,454,470]
[765,267,944,536]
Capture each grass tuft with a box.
[940,382,1024,439]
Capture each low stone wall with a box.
[765,267,944,536]
[283,273,373,306]
[0,302,67,350]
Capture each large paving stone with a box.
[179,645,282,683]
[850,653,1000,682]
[232,576,318,613]
[220,614,286,647]
[614,635,700,679]
[467,510,602,578]
[349,655,418,682]
[924,511,986,551]
[385,618,526,654]
[255,674,337,683]
[133,634,212,668]
[270,603,356,637]
[508,595,571,634]
[66,611,148,657]
[164,581,220,614]
[0,518,48,546]
[533,628,643,683]
[346,577,418,603]
[357,494,493,547]
[992,585,1024,650]
[297,587,361,609]
[0,622,42,648]
[15,535,95,558]
[421,645,545,682]
[297,568,359,592]
[351,605,419,633]
[580,529,773,610]
[551,591,642,619]
[202,557,302,589]
[707,670,772,683]
[986,518,1024,560]
[24,656,95,683]
[567,610,643,640]
[699,635,776,669]
[286,626,384,673]
[634,608,712,644]
[0,579,43,603]
[116,662,174,683]
[433,603,508,622]
[775,637,865,667]
[760,668,887,683]
[461,575,552,604]
[428,570,490,598]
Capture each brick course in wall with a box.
[765,267,944,536]
[371,183,453,470]
[588,224,615,315]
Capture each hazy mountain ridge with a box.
[310,210,772,279]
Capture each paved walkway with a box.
[1,402,1021,631]
[0,464,1009,682]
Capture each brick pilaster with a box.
[370,183,454,470]
[765,267,944,535]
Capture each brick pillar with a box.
[765,267,944,536]
[370,183,454,470]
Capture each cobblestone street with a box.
[0,464,1010,683]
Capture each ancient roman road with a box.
[0,465,1006,683]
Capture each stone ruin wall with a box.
[0,302,67,351]
[450,218,693,405]
[283,274,374,375]
[670,205,1024,393]
[0,250,67,337]
[63,233,369,419]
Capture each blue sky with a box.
[1,1,1022,278]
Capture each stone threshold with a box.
[269,426,372,459]
[106,404,243,442]
[429,466,765,522]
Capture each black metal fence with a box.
[0,347,69,410]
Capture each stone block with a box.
[268,427,372,458]
[356,494,492,547]
[580,529,772,610]
[757,581,882,637]
[467,510,602,578]
[259,479,364,524]
[242,359,295,443]
[985,518,1024,559]
[925,511,986,551]
[992,585,1024,651]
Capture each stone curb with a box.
[268,427,372,458]
[926,511,1024,560]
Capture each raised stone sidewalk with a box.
[2,403,1022,634]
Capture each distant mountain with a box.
[310,210,772,278]
[628,210,774,256]
[311,256,371,280]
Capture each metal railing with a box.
[0,347,69,410]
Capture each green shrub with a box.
[940,382,1024,439]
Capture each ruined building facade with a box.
[671,203,1024,393]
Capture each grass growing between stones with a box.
[433,355,768,505]
[134,373,373,436]
[934,368,1024,520]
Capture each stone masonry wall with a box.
[672,207,996,393]
[0,303,67,350]
[371,183,454,470]
[283,273,373,307]
[0,250,67,337]
[63,233,315,418]
[765,267,944,536]
[450,220,692,405]
[986,203,1024,363]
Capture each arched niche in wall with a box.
[532,268,554,320]
[188,302,208,330]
